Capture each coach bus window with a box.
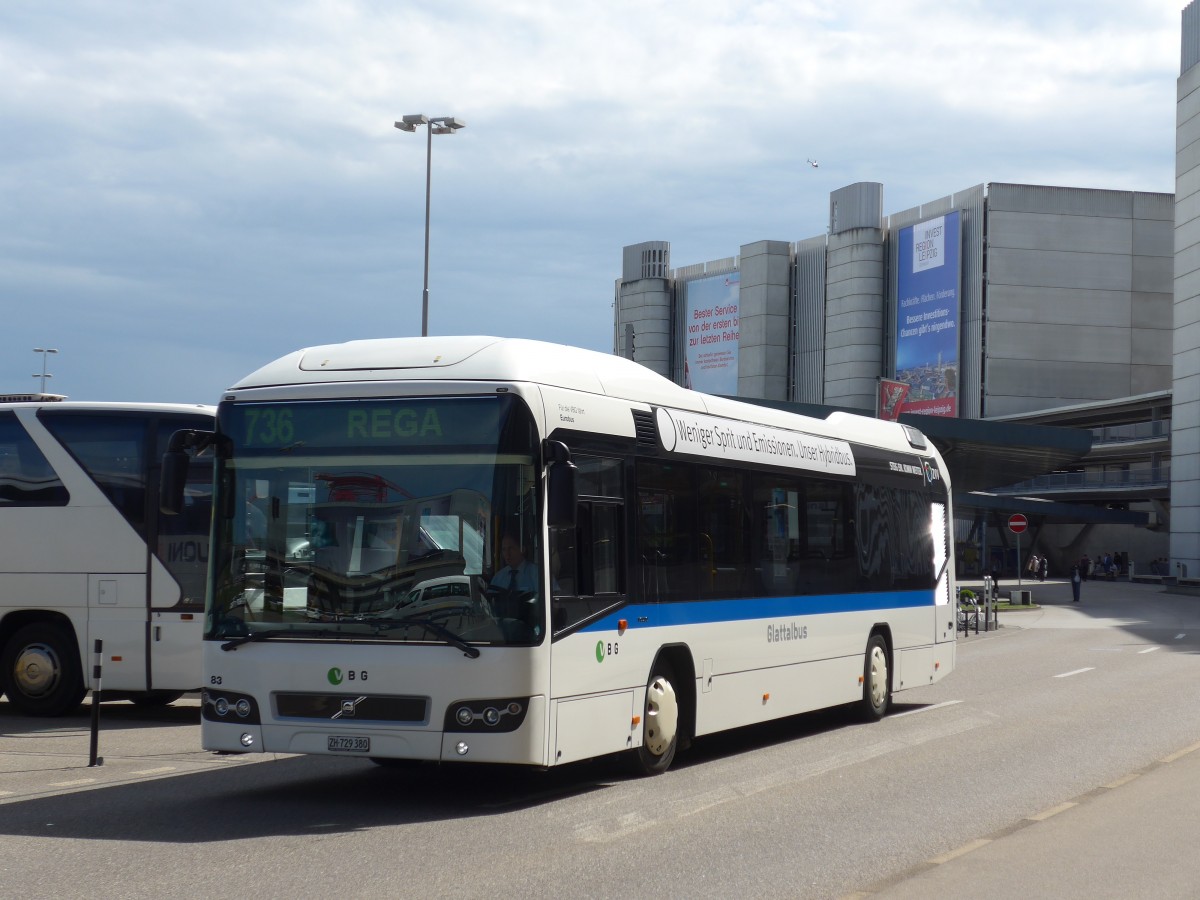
[41,412,148,537]
[752,475,856,596]
[550,455,626,635]
[635,460,695,603]
[696,467,752,599]
[0,412,69,506]
[154,419,214,610]
[853,484,934,590]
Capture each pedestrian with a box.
[1039,556,1047,582]
[1071,564,1081,602]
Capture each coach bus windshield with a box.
[207,395,545,647]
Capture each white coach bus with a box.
[0,394,215,715]
[163,337,955,774]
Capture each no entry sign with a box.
[1008,513,1028,534]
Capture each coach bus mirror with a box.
[543,440,577,529]
[160,428,214,516]
[160,449,189,515]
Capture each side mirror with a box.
[160,428,215,515]
[160,449,190,515]
[544,440,577,529]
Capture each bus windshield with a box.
[208,395,545,647]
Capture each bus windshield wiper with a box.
[367,616,481,658]
[219,628,343,652]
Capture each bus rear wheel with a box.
[1,622,86,717]
[632,663,679,776]
[858,634,891,722]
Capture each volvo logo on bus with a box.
[333,696,367,719]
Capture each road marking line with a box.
[1161,740,1200,763]
[48,779,97,787]
[1054,667,1095,678]
[130,766,177,776]
[1176,633,1187,640]
[891,700,963,718]
[929,838,991,864]
[1028,801,1077,821]
[1138,646,1161,654]
[1105,773,1141,789]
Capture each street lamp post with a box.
[394,114,466,337]
[33,347,58,394]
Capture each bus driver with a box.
[491,533,538,596]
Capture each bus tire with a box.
[858,633,890,722]
[632,662,679,776]
[1,622,86,717]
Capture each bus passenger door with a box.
[87,573,150,692]
[147,421,212,692]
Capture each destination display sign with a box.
[224,397,506,450]
[654,407,856,476]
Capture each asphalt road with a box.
[2,577,1199,899]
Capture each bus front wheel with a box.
[632,663,679,776]
[858,634,891,722]
[1,622,86,717]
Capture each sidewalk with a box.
[857,738,1200,899]
[848,576,1200,898]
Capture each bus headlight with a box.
[444,697,529,733]
[202,689,261,725]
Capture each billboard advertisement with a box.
[894,211,961,417]
[683,271,740,394]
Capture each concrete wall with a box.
[983,184,1173,417]
[615,240,674,378]
[738,240,791,400]
[1174,5,1200,578]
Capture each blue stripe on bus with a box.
[578,590,935,632]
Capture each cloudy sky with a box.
[0,1,1183,403]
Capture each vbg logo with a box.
[327,667,343,685]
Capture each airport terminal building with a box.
[615,109,1199,580]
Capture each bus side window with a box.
[635,460,695,603]
[550,455,626,635]
[0,412,69,506]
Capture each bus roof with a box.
[229,336,930,456]
[0,397,216,415]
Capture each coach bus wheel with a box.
[858,634,891,722]
[633,663,679,776]
[1,623,86,717]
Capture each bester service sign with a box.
[683,271,740,394]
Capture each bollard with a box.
[88,639,104,767]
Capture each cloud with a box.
[0,0,1183,400]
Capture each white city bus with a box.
[0,394,215,715]
[167,337,955,774]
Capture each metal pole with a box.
[88,639,104,767]
[33,347,57,393]
[422,123,432,337]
